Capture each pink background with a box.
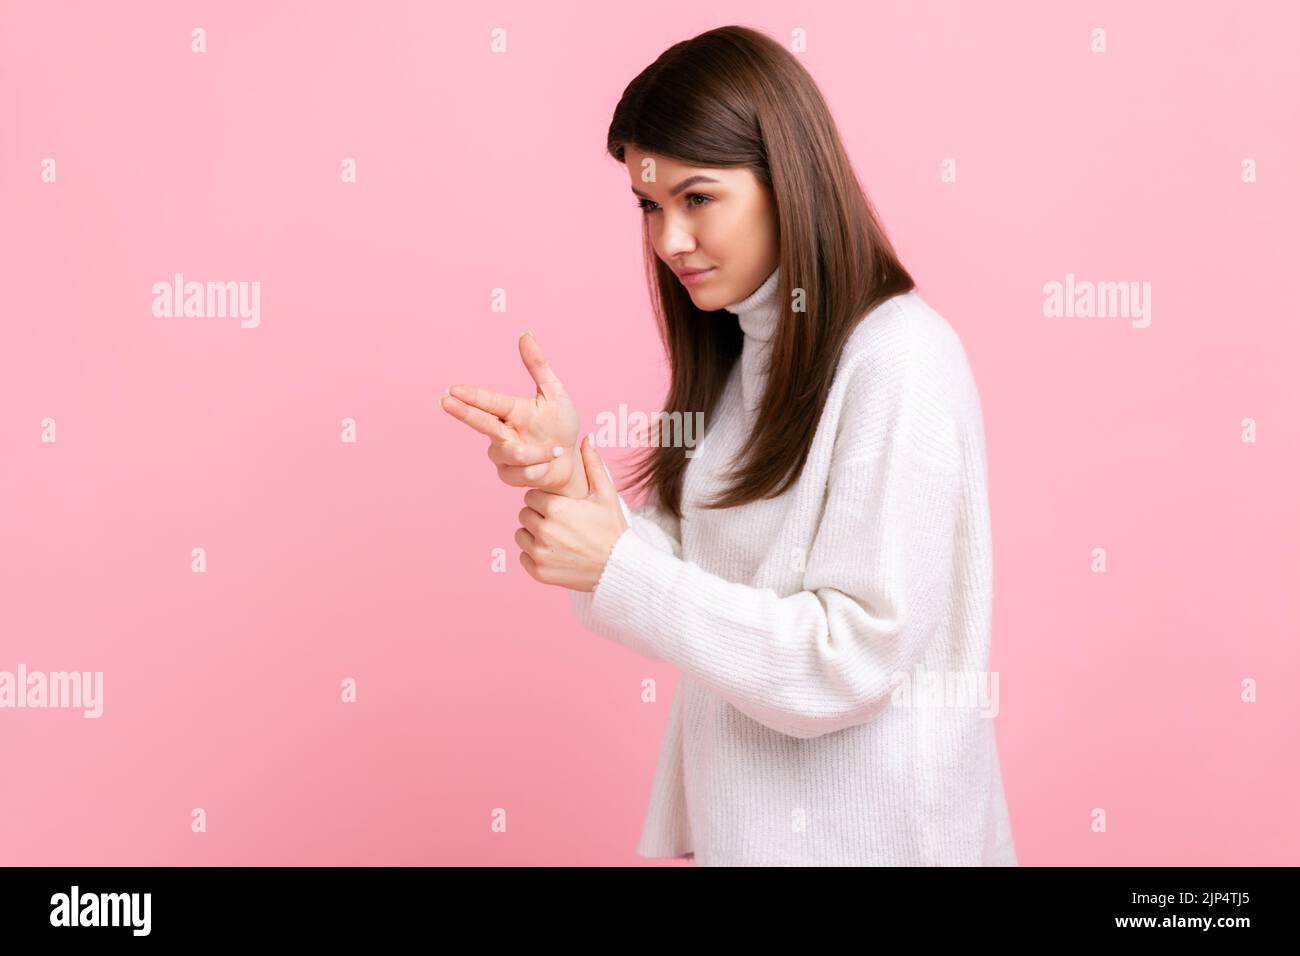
[2,0,1297,866]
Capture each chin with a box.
[689,288,722,310]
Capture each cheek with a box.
[699,207,741,252]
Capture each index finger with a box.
[440,393,511,442]
[448,384,524,423]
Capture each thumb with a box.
[580,432,614,499]
[518,331,566,403]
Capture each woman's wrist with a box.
[558,455,590,498]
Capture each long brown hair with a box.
[608,25,914,518]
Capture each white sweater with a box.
[570,267,1017,866]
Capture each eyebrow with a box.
[630,174,721,200]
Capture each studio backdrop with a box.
[1,0,1296,866]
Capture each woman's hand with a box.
[440,331,585,495]
[516,433,629,592]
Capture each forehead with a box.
[624,148,735,189]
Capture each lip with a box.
[676,267,716,286]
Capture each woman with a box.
[441,25,1016,866]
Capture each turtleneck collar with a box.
[722,266,781,340]
[721,266,780,412]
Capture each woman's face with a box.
[625,146,779,311]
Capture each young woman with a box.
[441,25,1016,866]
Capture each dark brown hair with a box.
[608,25,914,518]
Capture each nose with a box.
[655,212,698,262]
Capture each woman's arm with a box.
[568,335,968,741]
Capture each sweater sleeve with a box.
[570,485,682,624]
[569,336,965,740]
[613,490,682,559]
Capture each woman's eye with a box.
[636,193,712,214]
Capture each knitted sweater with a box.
[570,267,1017,866]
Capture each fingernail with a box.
[552,445,563,458]
[444,386,450,396]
